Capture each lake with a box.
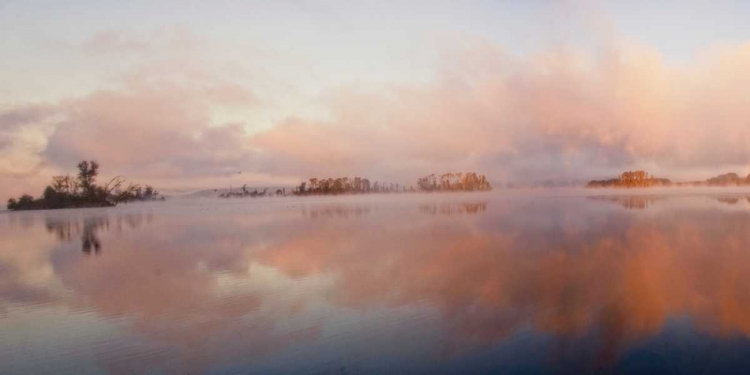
[2,190,750,374]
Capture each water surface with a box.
[2,191,750,374]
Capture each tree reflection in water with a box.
[590,194,750,209]
[418,202,487,215]
[303,201,488,219]
[82,217,107,253]
[44,213,149,254]
[303,205,374,219]
[716,195,750,205]
[586,195,665,210]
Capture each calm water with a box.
[2,191,750,374]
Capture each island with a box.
[290,172,491,196]
[586,171,671,188]
[216,172,492,198]
[291,176,411,195]
[587,171,750,188]
[692,172,750,187]
[6,160,163,211]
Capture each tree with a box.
[52,174,76,195]
[417,172,491,192]
[43,186,57,201]
[42,186,68,209]
[440,173,450,190]
[102,176,125,197]
[333,178,343,194]
[17,194,34,209]
[143,185,158,198]
[77,160,100,197]
[326,178,334,193]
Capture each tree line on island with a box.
[293,177,408,195]
[6,160,162,211]
[219,186,275,198]
[416,173,491,192]
[219,172,493,198]
[587,171,750,188]
[586,171,671,188]
[291,172,492,196]
[697,173,750,186]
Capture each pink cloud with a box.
[43,84,256,178]
[251,39,750,182]
[4,34,750,200]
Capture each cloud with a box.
[79,26,209,58]
[43,84,257,179]
[0,81,260,199]
[0,105,59,199]
[81,30,153,55]
[0,104,57,149]
[4,30,750,200]
[251,39,750,183]
[0,104,57,129]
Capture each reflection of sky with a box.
[3,193,750,373]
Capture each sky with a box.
[2,0,750,198]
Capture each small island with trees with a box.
[696,173,750,187]
[6,160,163,211]
[587,171,750,188]
[586,171,672,188]
[292,176,406,195]
[416,173,491,192]
[216,172,493,198]
[289,172,492,196]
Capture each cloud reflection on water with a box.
[2,195,750,373]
